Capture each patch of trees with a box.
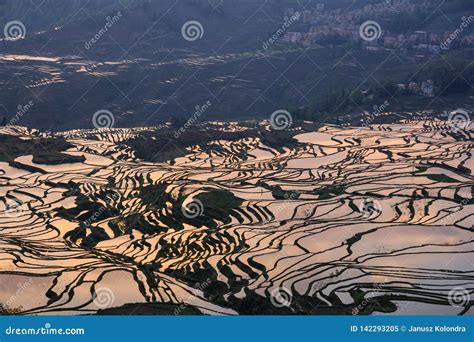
[415,59,474,95]
[292,81,396,123]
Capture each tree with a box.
[170,116,187,130]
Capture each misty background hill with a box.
[0,0,473,130]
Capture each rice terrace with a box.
[0,114,472,315]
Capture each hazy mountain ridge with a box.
[0,0,135,32]
[0,0,473,130]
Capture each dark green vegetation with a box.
[126,128,257,163]
[161,263,396,315]
[60,183,121,247]
[125,121,318,164]
[293,57,474,124]
[0,134,84,165]
[415,59,474,95]
[427,174,459,184]
[58,177,244,247]
[255,180,300,200]
[350,289,397,315]
[313,184,346,200]
[260,130,302,153]
[195,190,244,227]
[0,303,23,315]
[32,153,85,165]
[96,303,204,315]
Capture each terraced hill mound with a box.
[0,118,472,315]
